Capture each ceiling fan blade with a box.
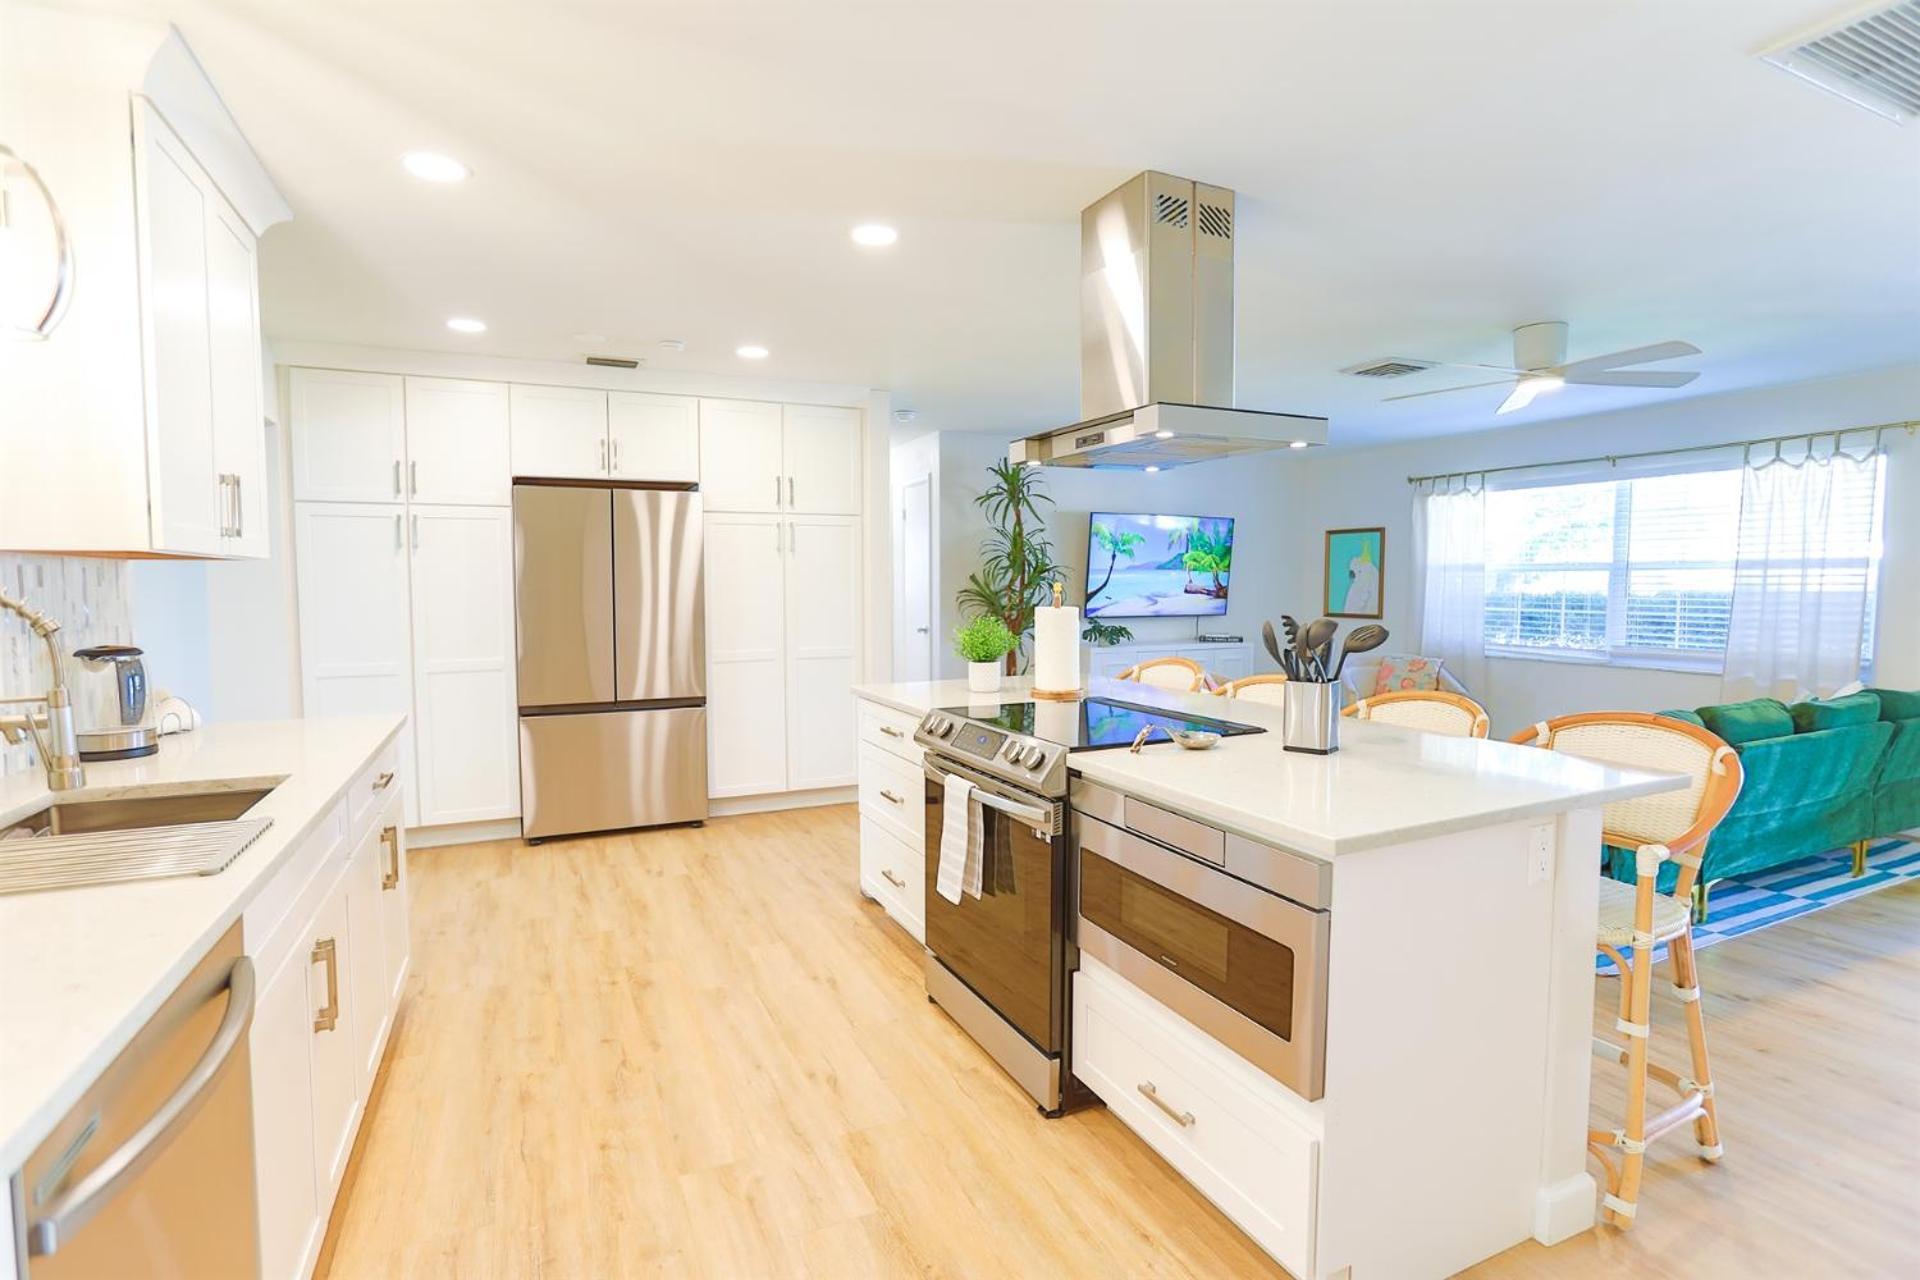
[1382,378,1518,403]
[1496,377,1561,415]
[1558,340,1700,377]
[1561,370,1699,389]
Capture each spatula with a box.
[1331,624,1389,680]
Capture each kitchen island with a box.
[852,676,1684,1280]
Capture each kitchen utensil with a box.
[1169,729,1221,751]
[1332,624,1390,679]
[1299,618,1338,681]
[1262,621,1290,675]
[1129,724,1164,753]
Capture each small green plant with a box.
[953,614,1016,664]
[1081,619,1134,647]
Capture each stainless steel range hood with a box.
[1010,171,1327,470]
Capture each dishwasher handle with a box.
[26,955,256,1258]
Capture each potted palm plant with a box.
[955,615,1016,693]
[956,460,1062,674]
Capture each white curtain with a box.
[1721,436,1884,703]
[1412,474,1488,694]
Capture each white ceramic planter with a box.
[967,661,1001,693]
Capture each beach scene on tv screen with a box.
[1085,512,1234,618]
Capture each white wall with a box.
[1285,362,1920,735]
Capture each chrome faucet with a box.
[0,591,85,791]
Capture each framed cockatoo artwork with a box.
[1324,527,1384,619]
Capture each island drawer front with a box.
[858,699,924,766]
[244,797,348,976]
[1074,960,1318,1279]
[349,737,403,841]
[859,813,925,942]
[858,742,924,845]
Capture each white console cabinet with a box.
[1087,640,1252,684]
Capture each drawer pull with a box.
[1158,954,1179,970]
[372,770,395,792]
[1137,1081,1195,1128]
[878,789,904,805]
[311,938,339,1033]
[879,725,905,739]
[881,869,906,889]
[380,825,401,890]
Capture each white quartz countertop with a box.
[852,677,1683,859]
[0,715,402,1174]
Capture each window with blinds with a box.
[1483,466,1744,670]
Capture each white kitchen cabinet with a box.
[378,803,412,1007]
[782,405,863,515]
[704,513,789,797]
[305,865,360,1207]
[405,377,512,505]
[294,503,419,826]
[346,820,390,1095]
[249,933,323,1280]
[609,391,700,482]
[290,369,407,504]
[408,506,520,825]
[206,198,269,556]
[698,399,784,511]
[510,384,609,479]
[856,697,926,941]
[784,515,860,788]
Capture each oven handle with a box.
[923,759,1051,828]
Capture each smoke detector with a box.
[1340,358,1436,379]
[1760,1,1920,122]
[892,409,918,423]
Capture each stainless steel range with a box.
[912,695,1261,1114]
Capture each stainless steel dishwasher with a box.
[10,919,259,1278]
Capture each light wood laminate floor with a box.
[320,806,1920,1279]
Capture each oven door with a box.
[922,754,1067,1054]
[1075,811,1329,1100]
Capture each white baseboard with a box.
[1533,1172,1597,1245]
[407,818,522,849]
[708,786,856,817]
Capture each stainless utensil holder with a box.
[1283,680,1341,755]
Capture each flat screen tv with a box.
[1084,512,1235,619]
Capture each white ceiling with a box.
[142,0,1920,447]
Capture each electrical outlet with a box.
[1528,824,1554,885]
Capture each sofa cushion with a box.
[1698,697,1793,746]
[1371,655,1442,696]
[1658,708,1707,728]
[1789,690,1883,734]
[1868,687,1920,723]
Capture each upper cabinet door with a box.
[290,369,407,503]
[782,405,862,515]
[509,384,608,480]
[698,399,783,512]
[205,196,268,557]
[405,378,510,505]
[608,392,699,483]
[136,106,221,556]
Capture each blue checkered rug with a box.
[1597,836,1920,974]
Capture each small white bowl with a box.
[1169,729,1220,751]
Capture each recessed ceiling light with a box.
[1154,430,1173,439]
[1289,440,1310,449]
[1144,465,1161,474]
[658,339,686,352]
[735,344,769,360]
[402,151,470,183]
[850,223,898,247]
[446,316,486,334]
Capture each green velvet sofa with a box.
[1603,687,1920,919]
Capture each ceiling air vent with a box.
[1760,1,1920,122]
[584,355,641,369]
[1340,358,1436,379]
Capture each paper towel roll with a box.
[1032,604,1081,693]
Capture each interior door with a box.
[412,505,520,823]
[781,404,862,515]
[703,512,787,796]
[609,391,699,482]
[614,488,705,701]
[205,193,267,557]
[288,369,407,504]
[512,484,613,708]
[784,514,859,789]
[899,474,932,681]
[405,377,511,504]
[509,384,608,480]
[137,104,220,556]
[697,399,783,511]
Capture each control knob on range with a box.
[1021,745,1047,768]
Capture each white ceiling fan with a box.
[1382,321,1701,415]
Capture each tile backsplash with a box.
[0,554,133,778]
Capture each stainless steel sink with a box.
[0,786,275,840]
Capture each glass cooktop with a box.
[936,696,1264,753]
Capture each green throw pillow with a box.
[1790,690,1884,733]
[1698,697,1794,745]
[1868,687,1920,722]
[1658,708,1707,728]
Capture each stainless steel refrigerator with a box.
[513,481,707,839]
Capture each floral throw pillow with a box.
[1372,656,1442,696]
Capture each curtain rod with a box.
[1405,419,1917,487]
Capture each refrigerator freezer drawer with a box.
[519,706,709,838]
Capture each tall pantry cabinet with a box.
[290,370,519,828]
